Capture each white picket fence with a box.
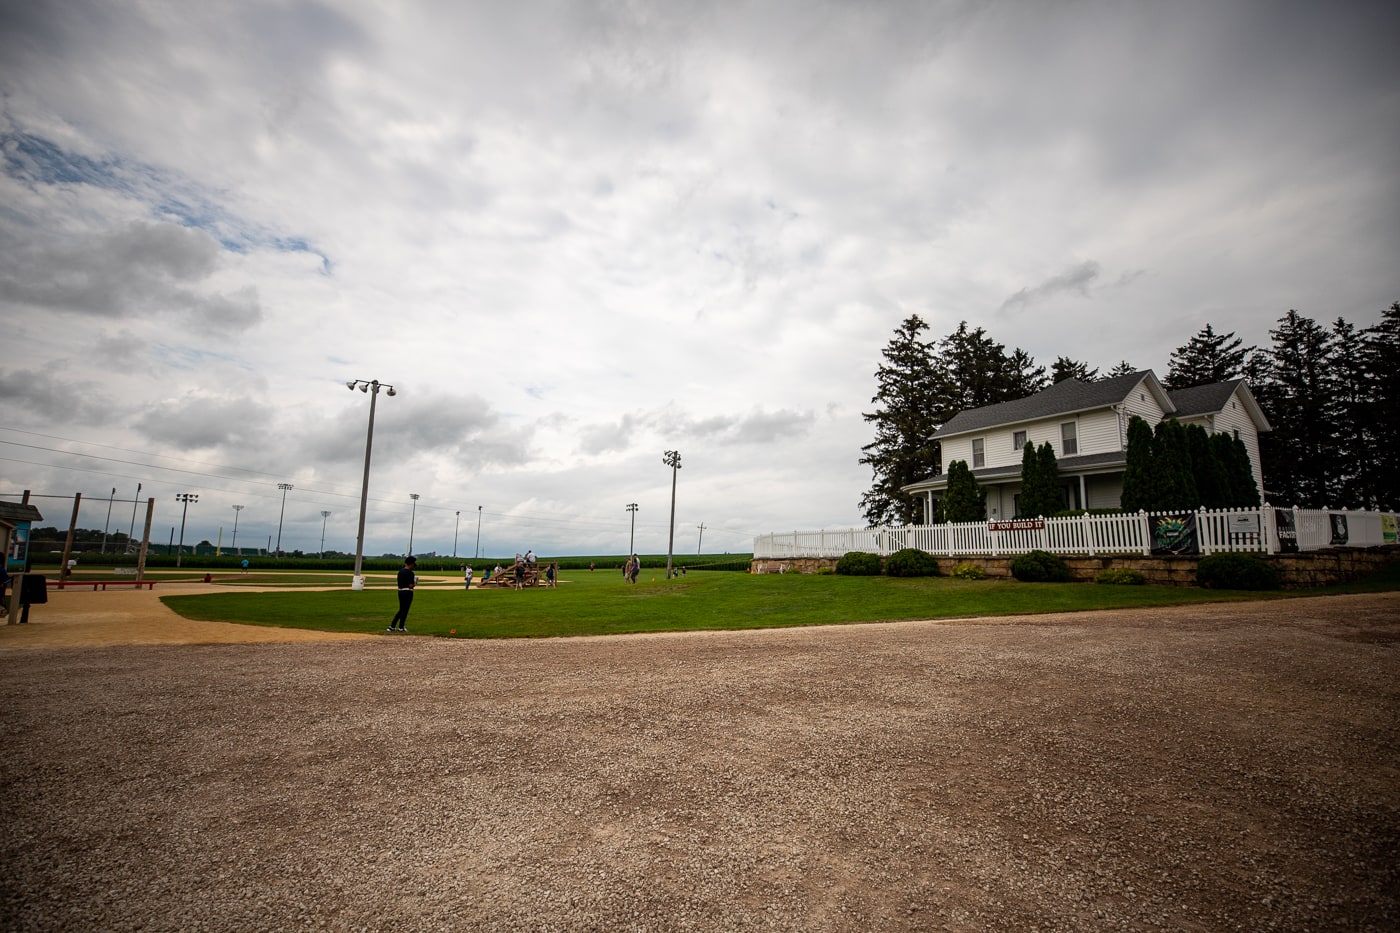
[754,507,1399,560]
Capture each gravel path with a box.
[2,593,1397,931]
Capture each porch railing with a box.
[754,506,1398,560]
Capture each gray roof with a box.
[1166,379,1242,416]
[934,371,1150,439]
[0,501,44,525]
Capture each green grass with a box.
[156,568,1336,640]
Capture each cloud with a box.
[999,261,1103,313]
[578,406,817,456]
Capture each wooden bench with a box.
[49,580,158,591]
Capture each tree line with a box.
[861,301,1399,525]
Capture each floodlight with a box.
[386,387,396,396]
[347,381,356,390]
[360,383,369,392]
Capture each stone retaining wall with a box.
[751,546,1398,588]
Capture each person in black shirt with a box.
[387,556,417,632]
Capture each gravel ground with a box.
[1,593,1397,931]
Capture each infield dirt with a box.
[1,586,1396,931]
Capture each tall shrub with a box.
[1120,416,1155,512]
[941,460,986,523]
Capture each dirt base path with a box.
[2,593,1397,931]
[0,581,377,648]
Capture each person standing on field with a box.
[463,565,473,590]
[387,556,417,632]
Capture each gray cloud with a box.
[1000,261,1103,313]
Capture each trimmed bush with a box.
[1095,568,1146,585]
[951,562,987,580]
[835,551,883,576]
[884,548,940,577]
[1010,550,1071,583]
[1196,553,1279,590]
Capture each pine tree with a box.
[1051,356,1099,384]
[1361,302,1400,507]
[1018,441,1040,517]
[940,460,986,523]
[1229,435,1261,507]
[1164,324,1252,390]
[1120,416,1155,512]
[1207,432,1241,506]
[1329,317,1373,507]
[859,316,948,525]
[1035,442,1062,515]
[940,322,1044,410]
[1152,419,1198,510]
[1186,423,1230,508]
[1251,310,1336,505]
[1105,360,1137,378]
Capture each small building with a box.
[902,371,1271,520]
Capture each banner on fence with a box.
[1228,513,1260,535]
[1274,509,1298,553]
[1329,514,1349,546]
[1149,513,1198,555]
[988,519,1045,531]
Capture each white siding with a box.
[1120,377,1168,428]
[1078,409,1122,455]
[942,437,975,468]
[1209,390,1266,499]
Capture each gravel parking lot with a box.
[1,591,1397,931]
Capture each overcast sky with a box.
[2,0,1397,560]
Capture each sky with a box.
[1,0,1397,560]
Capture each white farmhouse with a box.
[902,371,1271,520]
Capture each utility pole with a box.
[231,504,244,552]
[127,482,142,553]
[453,510,460,557]
[475,505,482,559]
[662,450,681,580]
[320,511,332,558]
[697,522,706,555]
[626,503,639,557]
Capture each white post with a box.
[1139,510,1151,556]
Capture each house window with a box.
[972,438,985,468]
[1061,422,1077,455]
[1013,430,1027,451]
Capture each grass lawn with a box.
[156,568,1335,639]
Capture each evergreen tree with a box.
[1328,317,1373,507]
[859,316,948,525]
[1051,356,1099,384]
[1018,441,1040,517]
[1164,324,1252,389]
[1105,360,1137,378]
[1152,419,1198,510]
[1228,435,1261,506]
[1251,310,1336,505]
[1360,302,1400,507]
[1207,432,1241,506]
[941,322,1044,411]
[1120,416,1155,512]
[940,460,986,523]
[1034,442,1062,516]
[1186,423,1231,508]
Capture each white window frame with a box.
[1013,430,1027,451]
[1061,421,1078,455]
[972,438,985,468]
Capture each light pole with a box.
[663,450,681,580]
[175,493,198,568]
[408,494,419,556]
[453,510,460,558]
[275,483,294,556]
[231,505,244,552]
[101,487,116,553]
[697,522,706,555]
[348,379,396,590]
[127,482,142,552]
[474,505,482,559]
[626,502,638,556]
[320,511,332,558]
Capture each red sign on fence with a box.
[988,520,1046,531]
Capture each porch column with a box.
[1078,475,1087,511]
